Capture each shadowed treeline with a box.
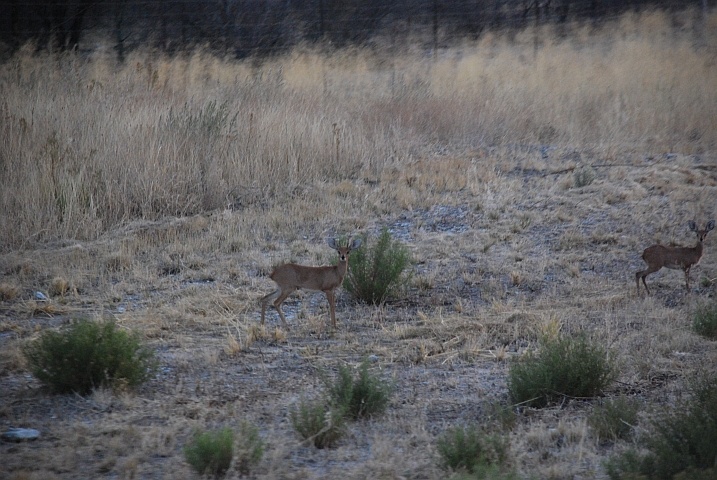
[0,0,707,59]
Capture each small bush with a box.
[23,318,157,395]
[485,401,518,432]
[235,422,264,476]
[508,334,619,408]
[693,301,717,339]
[290,358,393,449]
[48,276,69,297]
[344,227,412,305]
[183,427,234,477]
[0,283,18,301]
[588,395,640,441]
[574,165,596,187]
[606,374,717,479]
[324,357,394,420]
[437,424,513,476]
[449,470,520,480]
[289,397,346,449]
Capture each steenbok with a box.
[260,238,362,329]
[636,220,715,295]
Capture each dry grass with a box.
[2,10,716,248]
[1,9,717,479]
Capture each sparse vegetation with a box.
[0,283,18,301]
[183,427,234,477]
[22,318,157,395]
[588,395,640,442]
[693,301,717,340]
[323,357,394,420]
[164,100,238,138]
[289,397,347,449]
[1,8,716,479]
[437,424,514,477]
[485,401,518,432]
[48,276,70,297]
[508,334,619,408]
[574,165,597,188]
[606,375,717,480]
[343,227,412,305]
[289,358,392,449]
[235,422,265,476]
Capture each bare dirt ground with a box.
[2,145,717,479]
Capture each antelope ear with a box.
[689,220,697,232]
[707,220,716,231]
[327,238,339,250]
[349,238,362,250]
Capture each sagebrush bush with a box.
[588,395,640,441]
[449,470,520,480]
[343,227,411,305]
[693,301,717,339]
[485,401,518,432]
[183,427,234,477]
[324,357,394,420]
[574,165,597,187]
[606,374,717,480]
[235,422,264,476]
[436,424,513,476]
[508,334,619,408]
[290,358,393,449]
[23,318,157,395]
[289,397,346,449]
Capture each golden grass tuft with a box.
[0,283,19,301]
[105,252,133,272]
[19,300,67,316]
[0,340,27,375]
[224,333,244,355]
[48,277,69,297]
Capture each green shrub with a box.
[693,301,717,339]
[289,396,346,449]
[183,427,234,477]
[235,422,264,476]
[343,227,412,305]
[588,395,640,441]
[437,424,513,476]
[449,470,520,480]
[485,401,518,432]
[508,334,619,408]
[449,469,520,480]
[324,357,394,420]
[290,358,393,448]
[674,468,717,480]
[606,374,717,480]
[23,318,157,395]
[574,165,596,187]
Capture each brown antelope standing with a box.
[636,220,715,295]
[260,238,362,329]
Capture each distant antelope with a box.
[636,220,715,295]
[260,238,362,329]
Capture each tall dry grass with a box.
[1,9,715,249]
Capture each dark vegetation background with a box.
[0,0,709,60]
